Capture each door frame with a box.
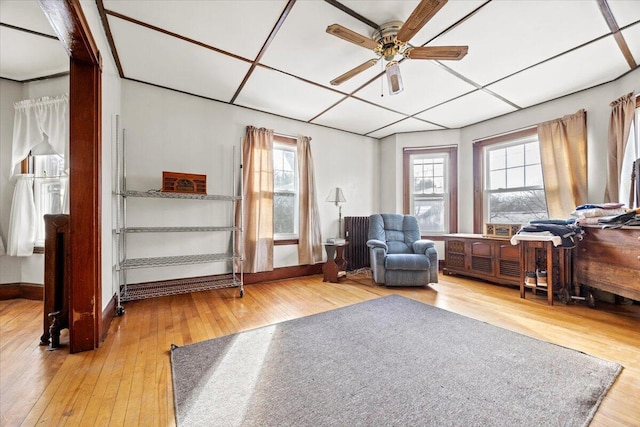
[38,0,102,353]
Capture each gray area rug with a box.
[171,295,621,426]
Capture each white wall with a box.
[81,0,122,310]
[119,80,379,284]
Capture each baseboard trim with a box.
[244,264,323,284]
[0,283,43,301]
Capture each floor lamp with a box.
[326,187,346,239]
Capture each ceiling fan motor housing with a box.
[373,21,405,61]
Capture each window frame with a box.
[473,127,546,233]
[273,135,299,245]
[403,146,458,239]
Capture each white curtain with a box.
[7,175,36,256]
[11,94,69,176]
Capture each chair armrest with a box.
[367,239,388,252]
[413,239,435,254]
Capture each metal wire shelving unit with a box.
[114,120,243,314]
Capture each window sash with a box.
[480,134,548,225]
[405,149,454,235]
[273,141,298,240]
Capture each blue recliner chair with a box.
[366,214,438,286]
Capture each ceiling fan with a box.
[326,0,468,95]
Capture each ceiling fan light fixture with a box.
[385,61,404,95]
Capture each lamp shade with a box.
[326,187,346,205]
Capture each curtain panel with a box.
[537,109,588,218]
[604,92,637,204]
[11,94,69,176]
[7,174,36,256]
[240,126,274,273]
[297,136,323,265]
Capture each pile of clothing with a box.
[515,218,583,248]
[570,202,627,225]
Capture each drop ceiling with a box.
[1,0,639,139]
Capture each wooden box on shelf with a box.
[162,171,206,194]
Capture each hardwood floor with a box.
[1,273,639,426]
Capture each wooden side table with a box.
[323,242,348,283]
[512,235,573,306]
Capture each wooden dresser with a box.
[575,226,640,301]
[443,234,520,286]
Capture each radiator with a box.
[42,214,70,350]
[344,216,370,270]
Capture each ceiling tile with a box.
[103,0,287,60]
[0,0,58,36]
[0,27,68,80]
[340,0,486,46]
[260,0,383,93]
[415,90,517,128]
[622,22,640,65]
[354,60,476,115]
[235,66,345,122]
[607,1,640,29]
[311,97,407,135]
[431,0,611,85]
[487,36,631,108]
[367,117,443,139]
[108,16,251,102]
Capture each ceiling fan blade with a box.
[405,46,468,60]
[330,59,379,86]
[396,0,448,43]
[326,24,380,51]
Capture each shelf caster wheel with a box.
[586,291,596,309]
[116,306,125,316]
[239,289,244,298]
[558,288,570,305]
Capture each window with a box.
[273,137,298,241]
[403,147,457,236]
[474,129,548,230]
[24,153,67,247]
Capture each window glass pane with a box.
[488,190,548,224]
[274,193,295,234]
[432,177,444,193]
[433,162,444,177]
[506,166,524,188]
[283,150,294,171]
[524,142,540,164]
[506,144,524,168]
[490,170,505,190]
[489,148,505,171]
[414,198,445,233]
[525,165,543,186]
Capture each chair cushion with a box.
[385,253,430,271]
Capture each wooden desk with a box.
[323,242,348,283]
